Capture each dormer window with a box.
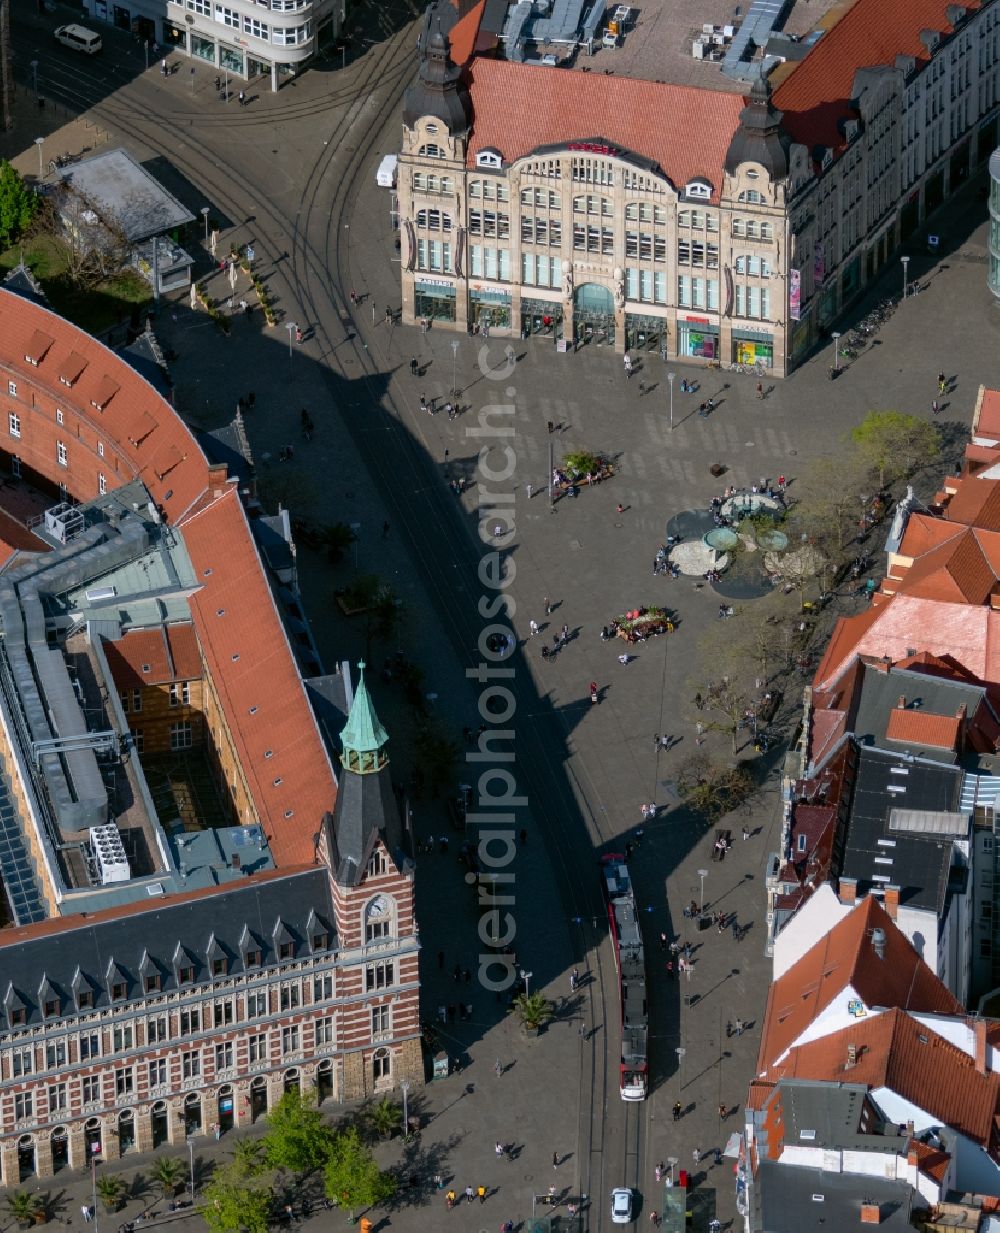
[43,998,60,1019]
[38,977,60,1020]
[212,957,227,976]
[273,919,295,961]
[144,973,161,993]
[10,1007,25,1027]
[111,981,127,1002]
[246,948,262,968]
[206,934,227,977]
[173,943,197,987]
[684,179,712,200]
[179,965,194,985]
[476,149,503,169]
[240,925,263,969]
[72,968,94,1012]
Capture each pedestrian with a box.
[616,503,624,515]
[579,1021,587,1039]
[714,1147,722,1166]
[570,966,579,990]
[496,1141,504,1159]
[553,1151,559,1169]
[161,57,168,75]
[495,1057,503,1077]
[349,287,357,305]
[238,89,246,107]
[624,353,633,378]
[719,1103,727,1119]
[420,394,429,414]
[385,305,393,324]
[734,1017,744,1036]
[932,398,940,415]
[672,1100,682,1121]
[214,74,221,90]
[659,930,667,950]
[529,619,539,637]
[938,371,946,393]
[778,474,785,490]
[81,1206,92,1223]
[466,1186,475,1205]
[547,1185,557,1205]
[693,1147,701,1166]
[561,623,569,642]
[544,596,552,615]
[618,653,631,666]
[435,1173,444,1189]
[742,825,750,841]
[477,1186,487,1205]
[649,1212,660,1228]
[698,402,708,418]
[295,326,303,343]
[502,1222,514,1233]
[446,1190,456,1210]
[756,381,764,399]
[526,482,533,499]
[652,733,660,751]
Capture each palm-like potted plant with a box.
[513,991,554,1037]
[152,1156,185,1199]
[367,1097,402,1141]
[96,1175,126,1213]
[6,1192,41,1229]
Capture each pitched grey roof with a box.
[329,760,403,886]
[757,1161,914,1233]
[0,869,335,1028]
[775,1079,908,1153]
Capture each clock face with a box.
[367,895,389,918]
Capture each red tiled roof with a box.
[465,60,746,200]
[758,896,963,1072]
[762,1009,1000,1153]
[181,488,338,868]
[104,625,202,689]
[773,0,982,153]
[449,0,486,65]
[0,508,49,570]
[896,513,963,560]
[885,707,960,750]
[0,290,211,524]
[909,1139,950,1184]
[894,528,1000,605]
[946,479,1000,532]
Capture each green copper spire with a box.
[340,662,389,774]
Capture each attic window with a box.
[178,965,195,986]
[312,931,328,951]
[284,810,294,819]
[249,706,258,715]
[211,958,227,977]
[244,947,262,969]
[279,941,294,960]
[144,973,161,993]
[142,664,151,674]
[25,331,54,366]
[111,981,127,1002]
[90,376,120,412]
[203,568,213,576]
[9,1007,25,1026]
[232,654,240,663]
[425,123,439,135]
[799,1129,816,1141]
[59,353,87,386]
[476,149,502,169]
[811,1195,825,1203]
[273,777,282,787]
[684,180,711,199]
[43,998,60,1019]
[77,990,93,1010]
[216,609,225,617]
[264,750,273,759]
[797,833,807,852]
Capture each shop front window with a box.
[191,33,216,61]
[219,45,244,73]
[414,284,456,323]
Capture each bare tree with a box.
[52,183,131,290]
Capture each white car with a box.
[611,1188,633,1224]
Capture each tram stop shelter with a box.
[54,148,195,295]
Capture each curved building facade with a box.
[991,148,1000,302]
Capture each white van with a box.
[54,25,103,55]
[376,154,398,189]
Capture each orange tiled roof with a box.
[465,60,746,201]
[909,1139,950,1184]
[104,625,202,689]
[758,896,963,1072]
[773,0,982,153]
[0,507,49,570]
[884,707,960,750]
[896,513,964,560]
[894,528,1000,605]
[0,291,211,524]
[814,596,1000,690]
[762,1008,1000,1153]
[181,488,338,868]
[449,0,486,65]
[946,479,1000,532]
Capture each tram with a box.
[601,853,649,1101]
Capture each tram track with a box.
[38,16,654,1226]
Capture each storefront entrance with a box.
[118,1111,135,1154]
[85,1121,102,1163]
[316,1062,333,1104]
[17,1136,35,1181]
[677,321,718,360]
[50,1129,69,1173]
[217,1088,234,1133]
[574,283,615,347]
[470,290,511,332]
[250,1078,268,1123]
[113,5,131,30]
[732,334,773,369]
[625,313,666,354]
[521,300,562,339]
[247,57,270,80]
[414,281,456,323]
[151,1102,169,1149]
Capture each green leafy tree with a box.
[0,161,39,250]
[200,1162,271,1233]
[323,1127,396,1218]
[152,1156,186,1198]
[262,1088,334,1175]
[851,410,941,489]
[366,1096,402,1141]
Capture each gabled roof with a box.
[772,0,983,154]
[884,707,960,750]
[893,527,1000,605]
[465,60,746,201]
[103,624,202,689]
[945,478,1000,532]
[895,512,965,560]
[758,896,963,1072]
[181,488,338,868]
[761,1008,1000,1154]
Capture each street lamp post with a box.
[450,339,459,399]
[186,1135,195,1202]
[832,331,841,371]
[901,255,910,300]
[400,1079,411,1136]
[285,322,297,364]
[144,39,150,71]
[201,206,210,244]
[30,60,39,101]
[675,1046,686,1088]
[520,968,533,997]
[35,138,44,179]
[666,1156,678,1187]
[697,867,708,911]
[667,371,675,432]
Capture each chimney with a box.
[975,1018,989,1075]
[871,927,886,960]
[860,1200,882,1225]
[840,877,857,905]
[907,1145,918,1167]
[846,1043,858,1068]
[896,695,907,709]
[883,885,899,920]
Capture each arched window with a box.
[364,895,393,943]
[684,180,712,200]
[738,189,765,204]
[476,149,503,168]
[418,143,445,158]
[373,1047,391,1083]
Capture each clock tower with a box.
[321,664,422,1099]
